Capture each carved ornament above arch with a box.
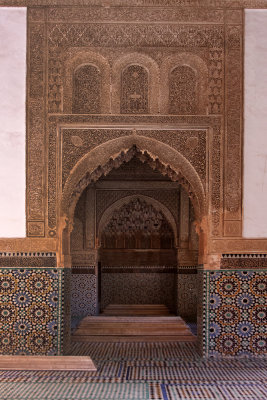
[60,135,205,222]
[63,50,111,114]
[111,53,160,114]
[160,53,209,115]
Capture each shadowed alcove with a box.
[70,154,199,332]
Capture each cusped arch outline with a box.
[160,53,208,115]
[64,50,111,113]
[111,53,160,114]
[98,194,178,247]
[61,135,205,223]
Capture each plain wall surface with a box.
[243,10,267,238]
[0,8,26,237]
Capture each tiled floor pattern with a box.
[0,342,266,399]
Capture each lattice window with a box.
[169,65,197,114]
[73,64,101,114]
[121,65,149,114]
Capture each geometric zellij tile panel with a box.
[205,270,267,357]
[0,268,63,355]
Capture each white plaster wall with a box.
[243,10,267,238]
[0,8,26,237]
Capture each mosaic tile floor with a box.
[0,342,266,399]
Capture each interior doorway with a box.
[69,154,199,340]
[99,195,177,313]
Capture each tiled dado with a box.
[71,266,97,318]
[71,274,97,318]
[0,262,65,355]
[204,270,267,357]
[101,269,177,312]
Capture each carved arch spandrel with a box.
[111,53,160,114]
[98,194,178,247]
[63,50,111,114]
[60,135,205,223]
[160,53,208,115]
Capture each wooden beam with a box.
[0,356,97,371]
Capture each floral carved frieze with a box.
[224,23,242,221]
[46,7,224,24]
[48,24,224,48]
[208,49,223,114]
[27,20,46,236]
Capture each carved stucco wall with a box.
[24,4,244,262]
[0,2,267,252]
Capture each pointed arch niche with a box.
[111,53,160,114]
[63,51,111,114]
[160,53,208,115]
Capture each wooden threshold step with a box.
[0,356,97,371]
[78,325,189,332]
[81,316,183,322]
[101,310,172,316]
[102,304,172,316]
[77,329,191,334]
[73,308,196,344]
[72,335,197,343]
[105,304,169,308]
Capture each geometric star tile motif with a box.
[205,270,267,357]
[71,274,97,318]
[0,268,63,355]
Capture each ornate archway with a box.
[59,135,206,268]
[60,135,205,220]
[59,135,204,351]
